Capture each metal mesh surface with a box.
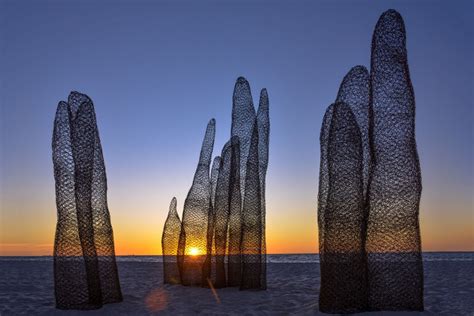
[366,9,423,311]
[52,92,122,310]
[162,197,182,284]
[240,121,264,290]
[164,77,268,291]
[318,102,367,313]
[317,9,423,312]
[178,119,215,286]
[211,137,241,288]
[256,89,270,290]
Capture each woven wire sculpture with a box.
[162,197,182,284]
[366,9,423,310]
[231,78,268,290]
[336,66,370,200]
[178,119,215,286]
[52,92,122,310]
[210,137,240,288]
[240,121,264,290]
[318,9,423,312]
[164,77,268,291]
[256,89,270,289]
[226,138,243,287]
[203,156,221,285]
[318,102,367,313]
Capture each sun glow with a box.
[189,247,200,256]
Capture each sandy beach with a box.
[0,254,473,315]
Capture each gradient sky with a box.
[1,0,472,255]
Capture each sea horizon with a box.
[2,252,472,264]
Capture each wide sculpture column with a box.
[366,10,423,310]
[317,9,423,313]
[52,92,122,310]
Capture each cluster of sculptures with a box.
[51,9,423,313]
[317,10,423,313]
[162,77,269,290]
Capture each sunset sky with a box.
[1,0,473,256]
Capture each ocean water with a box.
[1,252,472,263]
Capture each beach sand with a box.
[1,259,472,315]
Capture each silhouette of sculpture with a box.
[178,119,215,286]
[164,77,268,291]
[231,78,268,290]
[203,156,222,286]
[162,197,182,284]
[256,89,270,289]
[317,10,423,312]
[210,138,241,288]
[226,141,243,287]
[318,102,367,313]
[336,66,370,200]
[366,9,423,310]
[52,91,122,310]
[240,121,265,290]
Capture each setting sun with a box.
[189,247,200,256]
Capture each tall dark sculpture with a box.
[164,77,268,291]
[231,77,268,290]
[203,156,221,285]
[52,92,122,310]
[317,10,423,312]
[318,102,367,313]
[178,119,215,286]
[211,137,241,288]
[226,139,243,287]
[162,197,182,284]
[256,89,270,289]
[366,10,423,310]
[336,66,370,200]
[240,121,264,290]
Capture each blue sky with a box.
[1,0,472,254]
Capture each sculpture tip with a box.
[236,76,248,84]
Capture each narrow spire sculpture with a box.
[162,197,182,284]
[52,92,122,310]
[317,9,423,312]
[178,119,215,286]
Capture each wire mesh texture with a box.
[52,91,122,310]
[162,197,182,285]
[178,119,215,286]
[318,102,367,313]
[164,77,268,290]
[366,9,423,311]
[318,9,423,313]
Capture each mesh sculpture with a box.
[163,77,268,291]
[240,121,264,290]
[52,91,122,310]
[366,9,423,310]
[317,10,423,312]
[231,78,268,290]
[162,197,182,284]
[178,119,215,286]
[212,137,241,288]
[318,102,367,313]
